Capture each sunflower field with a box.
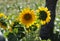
[0,0,60,41]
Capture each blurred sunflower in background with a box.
[37,7,51,25]
[18,8,37,28]
[0,13,7,18]
[0,13,7,30]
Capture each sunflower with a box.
[37,7,51,25]
[0,13,7,18]
[0,13,7,29]
[18,8,36,28]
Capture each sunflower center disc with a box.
[24,14,32,20]
[39,11,47,20]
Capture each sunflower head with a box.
[18,8,37,28]
[0,13,7,18]
[0,13,7,29]
[37,7,51,25]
